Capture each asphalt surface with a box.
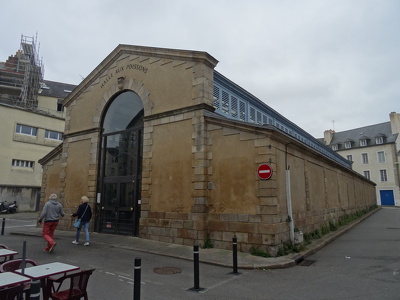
[3,208,379,270]
[2,207,400,299]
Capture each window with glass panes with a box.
[362,153,369,164]
[380,169,388,182]
[12,159,34,168]
[45,130,63,141]
[16,124,37,136]
[377,151,385,163]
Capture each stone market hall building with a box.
[39,45,376,254]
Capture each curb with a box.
[7,207,380,270]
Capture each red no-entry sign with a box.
[257,164,273,180]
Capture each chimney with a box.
[390,112,400,135]
[323,129,335,145]
[389,112,400,152]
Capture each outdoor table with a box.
[0,271,30,289]
[0,248,18,261]
[15,262,80,300]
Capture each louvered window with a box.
[249,107,255,123]
[213,86,220,110]
[222,91,229,114]
[239,101,246,121]
[231,96,238,118]
[256,111,261,124]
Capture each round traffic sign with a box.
[257,164,273,180]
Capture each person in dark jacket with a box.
[38,193,65,252]
[71,196,92,246]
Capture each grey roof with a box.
[330,122,398,147]
[39,80,77,98]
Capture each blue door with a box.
[380,190,395,206]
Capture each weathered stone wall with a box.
[204,117,376,254]
[40,46,217,238]
[139,108,212,246]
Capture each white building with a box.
[0,35,76,211]
[324,112,400,206]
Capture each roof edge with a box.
[63,44,218,106]
[38,143,63,165]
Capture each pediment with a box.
[63,44,218,107]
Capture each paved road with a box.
[1,208,400,299]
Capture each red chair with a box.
[47,269,95,300]
[0,258,38,273]
[0,259,39,299]
[0,284,24,300]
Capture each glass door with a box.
[101,180,136,235]
[96,91,143,236]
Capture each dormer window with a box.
[376,136,384,144]
[344,141,352,149]
[360,139,367,147]
[332,144,338,151]
[57,99,63,112]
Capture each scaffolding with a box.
[0,34,44,108]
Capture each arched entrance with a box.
[97,90,143,235]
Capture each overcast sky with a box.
[1,0,398,137]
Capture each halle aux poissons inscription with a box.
[101,63,148,88]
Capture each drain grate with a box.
[153,266,182,275]
[297,259,315,267]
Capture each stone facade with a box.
[39,45,376,254]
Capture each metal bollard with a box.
[133,257,141,300]
[188,245,205,292]
[231,236,240,275]
[193,245,200,290]
[1,218,5,235]
[21,241,27,274]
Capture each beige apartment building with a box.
[324,112,400,206]
[39,44,376,254]
[0,35,76,211]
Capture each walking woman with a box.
[71,196,92,246]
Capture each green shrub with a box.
[277,242,300,257]
[329,221,338,231]
[202,234,214,249]
[250,247,271,258]
[321,224,330,235]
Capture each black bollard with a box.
[1,218,5,235]
[188,245,205,292]
[193,245,200,290]
[133,257,141,300]
[231,236,240,275]
[21,241,27,274]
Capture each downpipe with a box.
[286,167,294,244]
[285,143,294,244]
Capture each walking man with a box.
[38,193,65,253]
